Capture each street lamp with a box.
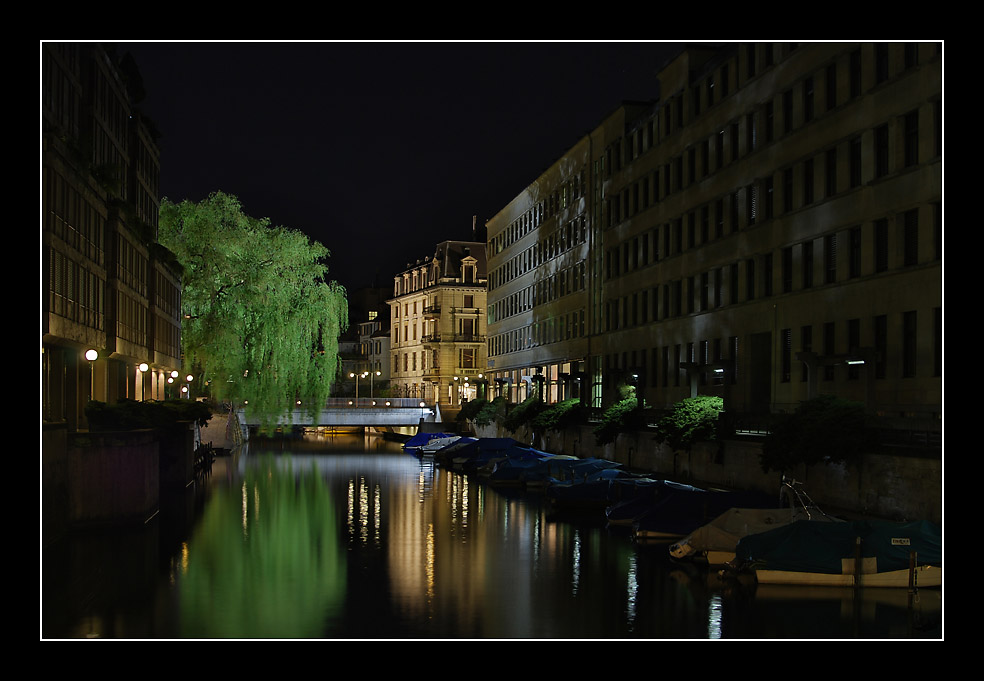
[350,371,361,402]
[185,374,194,399]
[368,370,381,399]
[84,349,98,401]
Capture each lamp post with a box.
[368,370,380,399]
[184,374,194,399]
[349,371,361,402]
[84,349,98,402]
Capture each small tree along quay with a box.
[159,192,348,432]
[759,395,874,474]
[651,395,725,453]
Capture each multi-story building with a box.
[42,43,182,432]
[389,239,487,410]
[486,42,941,440]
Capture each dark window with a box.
[850,48,862,98]
[875,44,889,83]
[904,110,919,167]
[849,226,862,278]
[783,89,793,133]
[849,136,862,187]
[902,310,917,377]
[802,241,814,289]
[745,258,756,301]
[875,124,890,177]
[824,234,837,284]
[781,328,792,382]
[763,254,773,297]
[825,148,837,197]
[804,76,814,122]
[904,209,919,265]
[764,176,774,220]
[765,100,774,142]
[875,218,889,272]
[803,158,814,205]
[782,246,793,293]
[783,167,793,212]
[825,63,837,111]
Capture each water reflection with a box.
[42,432,943,639]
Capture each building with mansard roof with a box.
[388,237,487,413]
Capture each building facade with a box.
[42,43,183,431]
[389,240,488,409]
[486,42,942,440]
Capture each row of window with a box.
[49,249,105,331]
[604,111,935,285]
[489,214,588,291]
[490,260,587,324]
[392,348,479,376]
[615,42,929,178]
[489,308,586,357]
[45,168,106,265]
[603,306,939,393]
[489,169,587,257]
[603,208,929,329]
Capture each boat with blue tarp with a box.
[734,518,942,587]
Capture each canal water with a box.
[41,433,943,640]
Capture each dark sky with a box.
[115,41,684,293]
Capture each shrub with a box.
[474,397,507,427]
[760,395,873,473]
[530,398,582,432]
[593,397,643,445]
[85,399,213,432]
[456,398,488,423]
[652,395,724,452]
[503,394,547,433]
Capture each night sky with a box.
[114,41,685,293]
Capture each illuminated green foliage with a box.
[159,192,348,431]
[530,398,582,432]
[652,395,724,452]
[593,397,643,445]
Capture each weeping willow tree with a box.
[159,192,348,432]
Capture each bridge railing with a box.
[325,398,430,409]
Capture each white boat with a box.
[755,564,941,588]
[669,507,823,565]
[735,519,942,589]
[418,435,461,455]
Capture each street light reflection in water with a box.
[42,433,942,639]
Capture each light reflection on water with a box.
[42,432,943,639]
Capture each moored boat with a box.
[632,488,777,543]
[668,506,837,565]
[734,518,942,588]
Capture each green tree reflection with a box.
[176,457,346,638]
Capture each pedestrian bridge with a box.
[237,398,441,429]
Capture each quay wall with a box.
[471,421,942,524]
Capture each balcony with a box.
[422,333,485,344]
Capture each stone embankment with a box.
[468,421,942,525]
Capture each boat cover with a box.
[403,431,456,449]
[669,507,816,559]
[634,489,777,536]
[735,519,942,574]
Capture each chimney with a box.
[472,215,477,240]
